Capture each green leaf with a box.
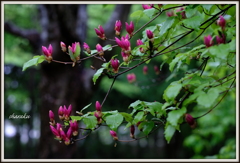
[163,4,181,10]
[209,44,231,60]
[182,15,203,30]
[133,111,145,124]
[167,107,186,127]
[129,100,142,109]
[70,116,82,121]
[141,121,155,135]
[202,4,213,11]
[73,42,81,58]
[102,62,110,69]
[92,68,104,85]
[159,17,176,36]
[105,113,124,130]
[64,121,69,126]
[130,10,144,19]
[169,53,188,72]
[80,103,92,113]
[143,8,157,19]
[22,55,45,71]
[185,4,200,18]
[163,81,182,102]
[197,87,220,108]
[164,123,176,144]
[82,116,98,130]
[120,112,133,123]
[129,101,144,115]
[103,44,112,51]
[144,102,165,117]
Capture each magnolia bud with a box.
[110,130,118,141]
[185,114,196,129]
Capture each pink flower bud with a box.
[42,44,53,62]
[49,110,55,121]
[127,73,136,83]
[58,106,64,120]
[56,123,61,131]
[185,114,196,128]
[49,110,55,126]
[124,34,130,40]
[95,101,102,112]
[217,15,226,30]
[158,4,163,8]
[216,35,226,44]
[143,66,148,75]
[70,42,80,54]
[120,37,131,54]
[96,44,104,56]
[125,21,134,37]
[136,39,145,53]
[42,44,52,57]
[142,4,153,10]
[60,128,71,145]
[121,52,130,63]
[60,41,67,52]
[50,125,61,141]
[63,104,72,121]
[176,7,186,19]
[110,59,119,73]
[95,25,106,40]
[115,20,122,36]
[166,10,174,17]
[136,39,144,46]
[70,120,78,136]
[154,65,160,75]
[94,111,102,124]
[146,29,154,39]
[130,125,135,138]
[204,35,213,48]
[83,42,91,54]
[115,37,122,47]
[110,130,118,141]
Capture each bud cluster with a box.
[49,104,79,145]
[203,15,227,48]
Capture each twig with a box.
[101,76,117,107]
[195,77,236,119]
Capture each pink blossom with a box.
[125,21,134,36]
[42,44,52,57]
[127,73,136,83]
[110,59,119,73]
[217,15,226,30]
[94,25,106,40]
[96,44,104,56]
[110,130,118,141]
[95,101,102,112]
[142,4,153,10]
[204,35,213,48]
[60,41,66,52]
[143,66,148,75]
[115,20,122,36]
[146,29,154,39]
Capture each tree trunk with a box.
[5,4,132,158]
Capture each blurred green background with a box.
[3,4,236,159]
